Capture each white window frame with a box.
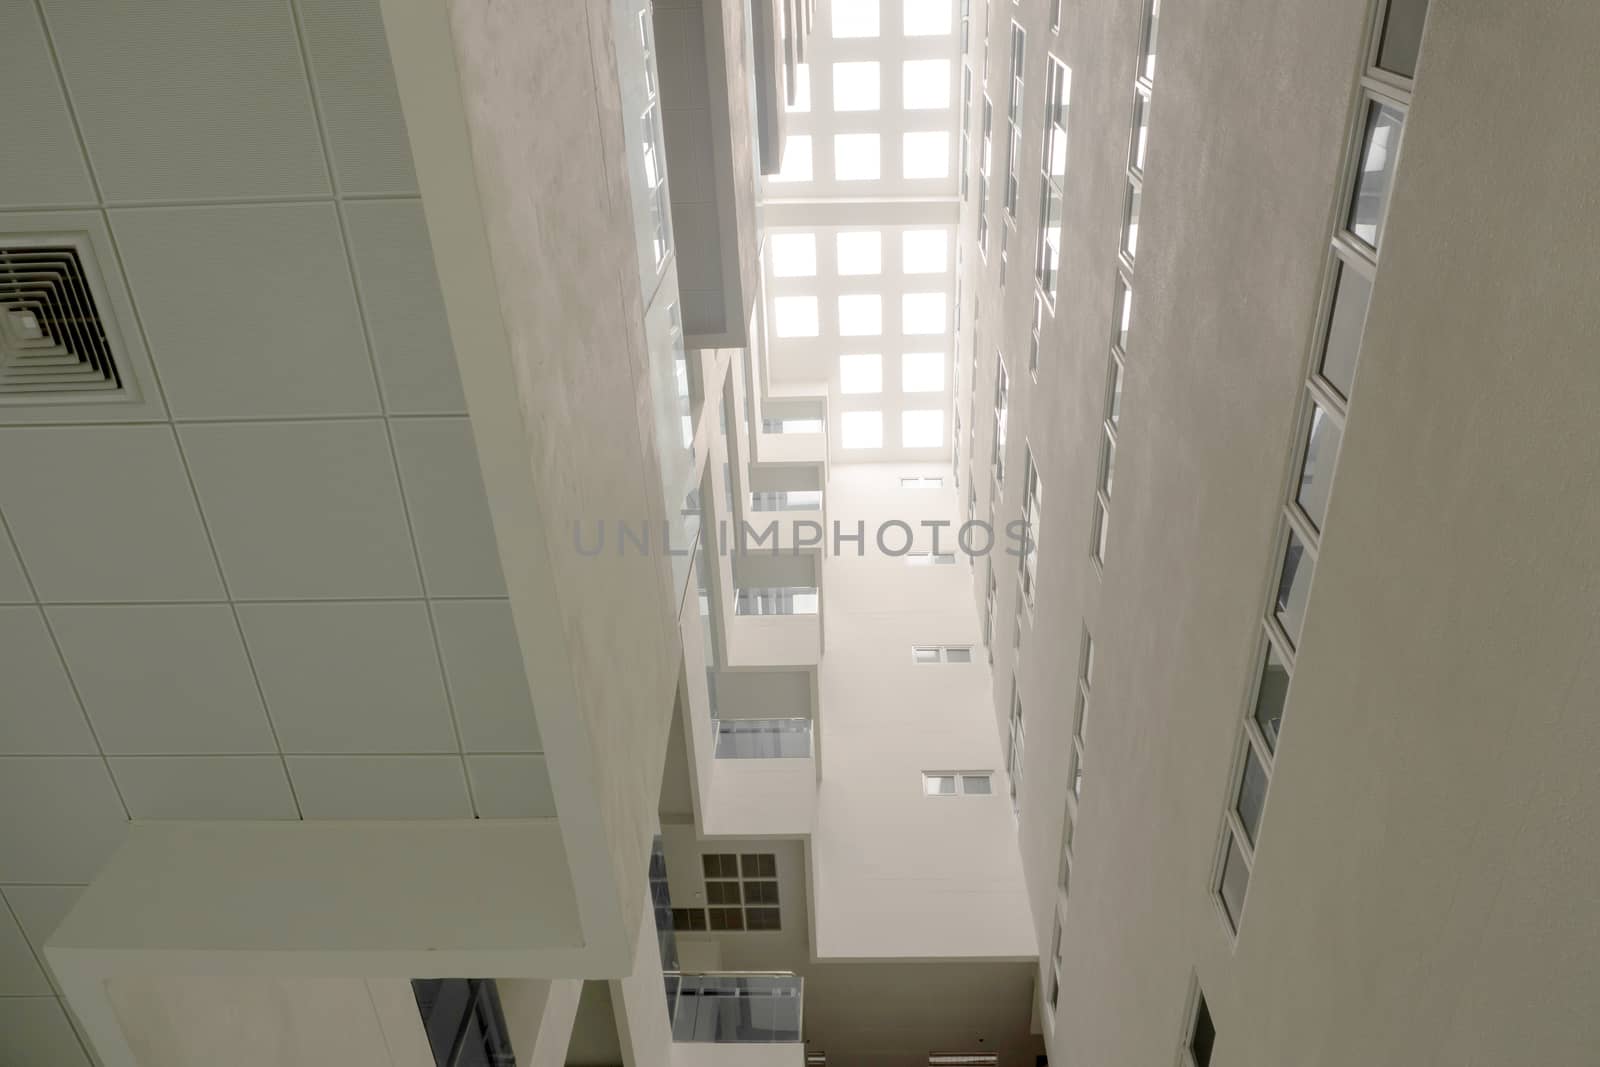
[922,770,994,796]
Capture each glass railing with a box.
[735,586,819,616]
[664,972,803,1043]
[413,979,516,1067]
[750,490,822,512]
[715,718,812,759]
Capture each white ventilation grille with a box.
[0,242,123,398]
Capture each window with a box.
[1020,448,1041,603]
[992,355,1009,482]
[735,587,819,615]
[923,771,993,795]
[904,0,952,36]
[763,417,822,434]
[902,292,947,334]
[1138,0,1161,85]
[840,353,883,393]
[839,293,884,335]
[716,718,812,759]
[907,553,957,566]
[902,352,945,392]
[773,295,819,337]
[639,12,672,271]
[1028,292,1043,377]
[1346,99,1404,250]
[1129,88,1150,173]
[1251,641,1290,753]
[702,853,780,931]
[1186,991,1215,1067]
[831,0,878,38]
[1003,22,1026,217]
[834,133,882,180]
[978,96,994,257]
[959,66,974,201]
[770,233,817,276]
[670,906,708,931]
[1121,179,1142,261]
[1106,353,1124,427]
[1318,259,1372,399]
[1036,57,1070,300]
[1295,402,1343,530]
[833,61,881,111]
[1273,529,1312,648]
[960,0,970,51]
[901,475,943,488]
[772,134,813,182]
[904,131,951,179]
[902,230,948,273]
[1006,683,1025,811]
[788,63,811,112]
[837,230,883,275]
[903,60,951,109]
[912,644,974,662]
[841,410,883,448]
[1375,0,1429,79]
[1113,274,1132,352]
[984,560,996,650]
[1047,920,1063,1010]
[902,409,943,448]
[750,490,822,512]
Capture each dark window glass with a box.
[1297,404,1344,529]
[1235,746,1269,846]
[1274,530,1312,647]
[1190,994,1216,1066]
[1319,262,1371,399]
[1252,643,1291,753]
[1219,834,1249,930]
[1376,0,1428,79]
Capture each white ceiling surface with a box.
[0,1,548,1059]
[761,0,961,464]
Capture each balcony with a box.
[715,717,813,758]
[665,972,804,1043]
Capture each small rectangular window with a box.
[1091,499,1110,564]
[1318,259,1371,399]
[1121,180,1141,261]
[924,773,957,796]
[1106,354,1124,427]
[1113,275,1133,353]
[1138,0,1161,84]
[1235,745,1269,846]
[961,773,992,794]
[1375,0,1428,79]
[1218,832,1249,930]
[1273,531,1312,647]
[1296,403,1343,530]
[1252,641,1291,753]
[1346,99,1404,251]
[913,646,942,663]
[1129,88,1150,173]
[944,646,974,663]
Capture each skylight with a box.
[902,60,951,110]
[902,352,945,393]
[839,294,884,336]
[773,296,820,337]
[833,62,881,111]
[771,233,817,277]
[903,0,953,36]
[788,63,811,112]
[832,0,879,38]
[901,230,948,274]
[842,410,884,448]
[835,133,882,180]
[901,292,947,335]
[840,353,883,394]
[837,231,883,275]
[902,409,944,448]
[772,134,813,182]
[902,131,950,179]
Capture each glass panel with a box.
[1218,833,1249,930]
[1100,425,1116,496]
[1274,530,1313,647]
[926,774,957,795]
[1121,180,1141,259]
[1252,642,1291,753]
[1235,745,1269,845]
[1139,0,1161,82]
[1092,500,1110,563]
[1191,995,1216,1067]
[945,646,974,663]
[1129,90,1149,172]
[1070,746,1083,799]
[1347,101,1404,250]
[1296,404,1344,529]
[715,718,813,758]
[1319,262,1371,399]
[1113,277,1132,352]
[1107,355,1124,426]
[963,774,993,794]
[1376,0,1428,79]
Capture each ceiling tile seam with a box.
[26,606,132,820]
[0,885,51,994]
[0,411,461,431]
[282,0,480,812]
[19,596,511,608]
[28,0,106,207]
[91,193,422,210]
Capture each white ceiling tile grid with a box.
[0,0,550,904]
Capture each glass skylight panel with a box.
[842,410,884,448]
[839,294,883,335]
[903,131,951,178]
[832,0,879,38]
[901,292,947,335]
[902,59,951,109]
[833,62,881,111]
[902,409,944,448]
[836,231,883,274]
[789,63,811,112]
[839,353,883,394]
[773,296,819,337]
[772,134,813,182]
[770,233,817,277]
[904,0,953,36]
[835,133,883,180]
[901,229,948,273]
[902,352,945,393]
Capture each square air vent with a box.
[0,242,123,399]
